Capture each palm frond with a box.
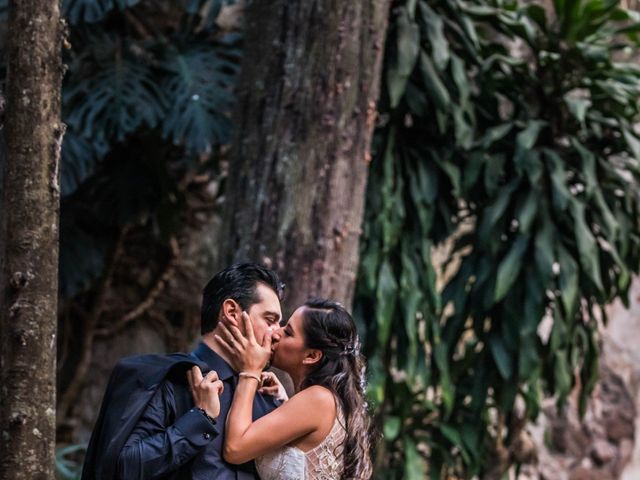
[159,36,240,153]
[64,33,167,144]
[61,127,108,197]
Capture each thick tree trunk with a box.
[0,0,63,478]
[222,0,391,309]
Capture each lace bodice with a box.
[255,407,346,480]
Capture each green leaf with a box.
[160,41,240,153]
[439,424,471,463]
[383,415,402,440]
[495,235,530,302]
[376,260,398,346]
[451,54,470,106]
[419,2,450,71]
[518,333,540,380]
[571,138,598,197]
[478,179,519,241]
[554,350,572,399]
[403,436,427,480]
[525,4,548,31]
[419,51,451,111]
[432,152,462,196]
[534,213,555,282]
[522,149,544,184]
[514,120,546,171]
[571,200,603,290]
[516,188,539,233]
[545,150,572,212]
[359,249,379,292]
[387,8,420,108]
[405,80,429,116]
[623,128,640,161]
[64,34,167,144]
[453,107,473,150]
[564,93,591,124]
[478,122,513,149]
[579,328,600,414]
[462,4,499,17]
[400,249,423,377]
[433,333,454,414]
[557,243,579,318]
[490,333,514,380]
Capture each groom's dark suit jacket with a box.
[116,342,279,480]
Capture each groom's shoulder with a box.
[112,352,206,387]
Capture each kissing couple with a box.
[83,262,372,480]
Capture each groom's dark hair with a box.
[200,263,284,335]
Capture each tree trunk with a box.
[0,0,63,477]
[222,0,391,310]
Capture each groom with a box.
[116,263,284,479]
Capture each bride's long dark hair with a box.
[299,298,372,480]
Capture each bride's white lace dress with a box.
[255,407,346,479]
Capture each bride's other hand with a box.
[258,371,288,402]
[216,312,272,375]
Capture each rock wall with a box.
[609,280,640,480]
[520,279,640,480]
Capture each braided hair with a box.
[300,298,372,480]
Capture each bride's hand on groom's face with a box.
[216,312,272,375]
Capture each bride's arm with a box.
[224,384,333,464]
[216,314,331,464]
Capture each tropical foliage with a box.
[356,0,640,478]
[53,0,239,297]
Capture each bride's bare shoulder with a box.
[291,385,336,410]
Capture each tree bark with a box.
[221,0,391,310]
[0,0,64,477]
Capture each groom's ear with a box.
[221,299,241,324]
[303,349,323,366]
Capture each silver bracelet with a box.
[238,372,261,384]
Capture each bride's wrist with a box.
[238,371,262,384]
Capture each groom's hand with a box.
[258,371,288,402]
[187,366,224,420]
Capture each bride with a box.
[215,298,372,480]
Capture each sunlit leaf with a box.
[495,235,529,302]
